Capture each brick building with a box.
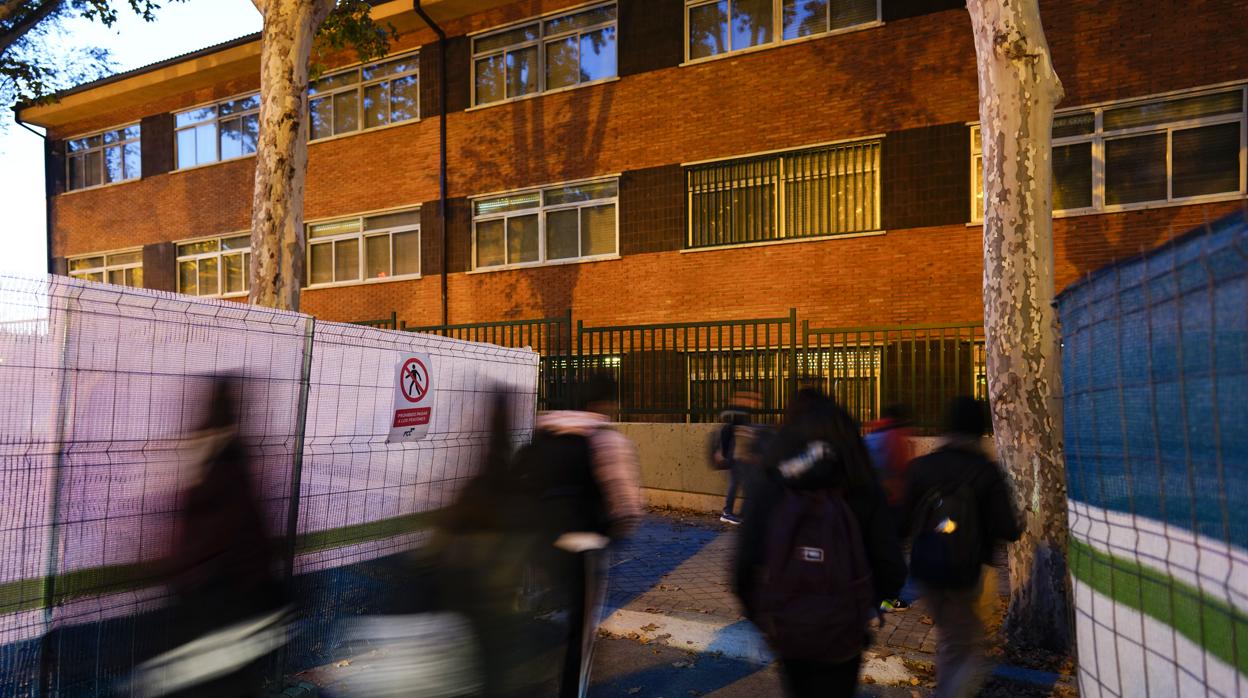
[18,0,1248,421]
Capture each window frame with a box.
[175,233,253,298]
[682,0,883,65]
[470,177,620,271]
[970,83,1248,222]
[469,1,619,108]
[67,248,143,287]
[683,138,883,250]
[64,124,141,192]
[308,50,421,144]
[304,207,423,288]
[173,91,261,170]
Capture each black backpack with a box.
[909,464,984,589]
[749,487,875,663]
[511,429,608,539]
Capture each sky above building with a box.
[0,1,262,277]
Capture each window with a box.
[307,209,420,286]
[473,179,618,269]
[686,0,878,61]
[971,85,1247,221]
[686,140,880,248]
[175,94,260,169]
[473,4,617,107]
[309,54,419,141]
[65,125,140,191]
[177,234,252,297]
[68,250,143,287]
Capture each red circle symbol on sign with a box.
[400,358,430,403]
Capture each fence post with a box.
[788,308,798,409]
[388,311,397,330]
[283,316,317,583]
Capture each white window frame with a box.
[174,92,261,170]
[470,2,618,108]
[308,51,421,143]
[68,248,143,287]
[683,0,882,65]
[64,124,141,192]
[970,83,1248,222]
[304,208,422,288]
[684,138,882,249]
[175,234,252,298]
[470,177,620,271]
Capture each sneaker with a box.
[880,599,910,612]
[720,512,742,525]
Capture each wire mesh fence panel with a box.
[0,275,540,695]
[801,322,985,431]
[1058,210,1247,698]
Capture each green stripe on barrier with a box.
[0,508,444,616]
[1068,537,1248,675]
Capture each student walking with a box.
[904,397,1022,698]
[734,389,906,698]
[710,391,764,525]
[516,373,642,698]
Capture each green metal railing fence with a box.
[362,309,985,429]
[348,311,399,330]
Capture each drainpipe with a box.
[13,108,53,275]
[412,0,449,325]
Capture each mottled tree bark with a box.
[967,0,1072,652]
[248,0,333,310]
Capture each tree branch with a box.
[0,0,37,24]
[0,0,62,58]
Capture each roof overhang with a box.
[18,0,506,130]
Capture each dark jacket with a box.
[734,442,907,612]
[903,440,1023,572]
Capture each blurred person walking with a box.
[735,389,905,698]
[903,397,1022,698]
[864,404,917,611]
[709,390,765,525]
[514,373,642,698]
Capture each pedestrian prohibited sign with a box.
[388,352,434,442]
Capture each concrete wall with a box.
[615,423,993,512]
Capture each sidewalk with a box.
[600,508,1023,689]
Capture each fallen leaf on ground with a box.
[640,623,660,632]
[910,677,921,686]
[334,660,350,668]
[862,675,875,684]
[920,616,934,625]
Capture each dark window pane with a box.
[389,75,419,123]
[128,267,143,288]
[546,209,580,259]
[222,235,250,250]
[547,37,580,90]
[1053,111,1095,139]
[334,238,360,281]
[310,97,333,140]
[507,214,540,264]
[545,6,616,35]
[831,0,877,29]
[309,243,332,284]
[689,1,728,59]
[364,82,389,129]
[783,0,827,39]
[108,268,126,285]
[475,24,539,53]
[224,254,246,294]
[363,56,418,80]
[581,204,615,256]
[1053,142,1093,211]
[240,114,259,155]
[506,46,538,98]
[1104,91,1243,131]
[1172,122,1242,198]
[83,150,102,188]
[731,0,773,50]
[68,155,84,190]
[310,70,358,95]
[544,181,617,205]
[475,55,505,105]
[178,260,197,295]
[1105,133,1167,205]
[393,231,420,276]
[333,90,359,135]
[198,257,219,296]
[476,219,505,267]
[365,235,390,278]
[580,26,616,82]
[365,210,421,230]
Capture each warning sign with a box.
[387,353,433,442]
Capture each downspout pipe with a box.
[412,0,449,326]
[13,107,53,275]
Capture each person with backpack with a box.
[903,397,1022,698]
[709,390,764,525]
[734,389,906,697]
[517,373,642,698]
[864,403,917,611]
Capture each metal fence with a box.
[387,308,985,430]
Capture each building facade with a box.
[19,0,1248,420]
